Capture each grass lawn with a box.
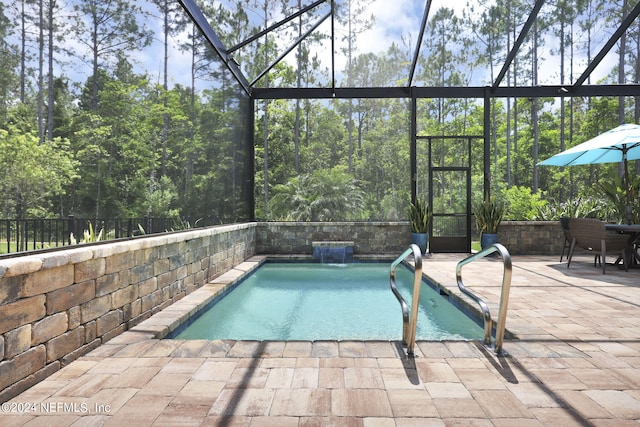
[0,241,63,255]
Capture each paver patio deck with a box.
[1,253,639,426]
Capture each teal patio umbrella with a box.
[538,123,640,169]
[539,123,640,221]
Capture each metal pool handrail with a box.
[390,244,423,355]
[456,243,512,354]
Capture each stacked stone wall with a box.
[0,223,255,401]
[256,221,562,256]
[498,221,562,255]
[255,221,412,255]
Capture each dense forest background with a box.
[1,0,639,224]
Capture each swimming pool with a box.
[169,262,484,341]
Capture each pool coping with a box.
[124,254,506,345]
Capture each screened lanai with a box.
[175,0,640,252]
[4,0,639,249]
[4,4,640,419]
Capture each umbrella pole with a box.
[623,151,632,224]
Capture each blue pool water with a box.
[171,262,484,341]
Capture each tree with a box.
[419,6,472,135]
[2,0,639,224]
[71,0,151,111]
[486,0,531,189]
[145,175,179,218]
[70,63,157,218]
[336,0,373,172]
[0,122,77,218]
[546,0,583,199]
[466,2,507,180]
[269,166,365,221]
[150,0,184,178]
[0,3,19,125]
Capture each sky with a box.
[320,0,617,87]
[30,0,622,92]
[359,0,468,55]
[227,0,619,90]
[293,0,478,85]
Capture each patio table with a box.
[606,223,640,266]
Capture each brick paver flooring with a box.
[1,254,639,426]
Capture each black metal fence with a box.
[0,216,220,256]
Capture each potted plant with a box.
[409,198,432,254]
[474,194,504,249]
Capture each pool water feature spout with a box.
[312,241,354,263]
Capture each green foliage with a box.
[169,217,202,231]
[145,176,180,218]
[269,166,365,221]
[3,0,640,229]
[598,174,640,224]
[502,186,547,220]
[474,195,504,234]
[137,224,146,235]
[409,199,432,233]
[537,196,603,220]
[0,126,78,218]
[82,221,103,243]
[69,221,103,244]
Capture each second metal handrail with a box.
[390,244,423,355]
[456,243,512,354]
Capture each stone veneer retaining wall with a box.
[0,223,255,402]
[498,221,563,256]
[0,220,563,401]
[255,221,412,255]
[256,221,563,256]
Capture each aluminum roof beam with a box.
[250,11,331,87]
[178,0,331,94]
[179,0,640,101]
[492,0,545,89]
[408,0,433,87]
[177,0,251,95]
[228,0,328,54]
[252,84,640,100]
[573,1,640,89]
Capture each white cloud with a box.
[358,0,422,54]
[356,0,473,54]
[320,0,482,80]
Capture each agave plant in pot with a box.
[409,198,432,255]
[474,194,504,249]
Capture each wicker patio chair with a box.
[567,218,629,274]
[559,217,571,262]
